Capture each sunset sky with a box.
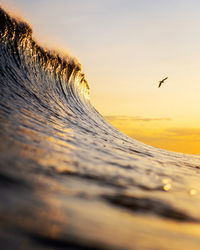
[2,0,200,154]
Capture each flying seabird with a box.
[158,77,168,88]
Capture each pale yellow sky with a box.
[2,0,200,153]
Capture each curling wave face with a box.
[1,7,200,250]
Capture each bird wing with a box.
[158,77,168,87]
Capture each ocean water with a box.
[1,7,200,250]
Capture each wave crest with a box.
[0,7,90,101]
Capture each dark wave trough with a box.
[1,7,200,250]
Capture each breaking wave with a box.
[1,7,200,250]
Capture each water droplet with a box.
[162,178,171,184]
[163,183,171,191]
[190,189,197,196]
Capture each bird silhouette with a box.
[158,77,168,88]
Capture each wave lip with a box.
[0,6,90,103]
